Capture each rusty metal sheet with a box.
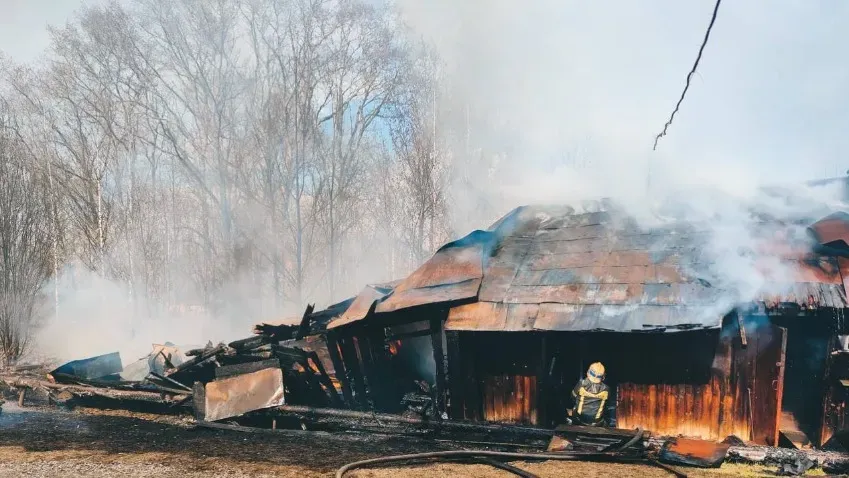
[376,278,481,313]
[659,437,730,468]
[809,212,849,245]
[375,231,488,313]
[523,252,605,270]
[532,303,720,332]
[446,302,508,331]
[327,283,395,330]
[374,205,849,333]
[534,224,607,242]
[504,304,539,330]
[200,367,284,422]
[758,282,847,309]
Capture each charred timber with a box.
[229,336,271,351]
[4,377,189,404]
[267,404,555,438]
[725,445,849,473]
[166,344,228,376]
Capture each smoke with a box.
[33,262,258,366]
[390,0,849,317]
[21,0,849,363]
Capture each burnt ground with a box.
[0,403,823,477]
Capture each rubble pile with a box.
[0,321,346,420]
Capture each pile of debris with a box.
[0,310,354,417]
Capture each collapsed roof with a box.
[327,205,849,333]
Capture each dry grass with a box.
[0,404,827,477]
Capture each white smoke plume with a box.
[392,0,849,318]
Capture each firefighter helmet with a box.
[587,362,605,383]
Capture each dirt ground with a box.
[0,403,823,477]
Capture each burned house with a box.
[326,205,849,448]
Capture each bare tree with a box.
[0,106,51,365]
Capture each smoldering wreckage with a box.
[12,194,849,477]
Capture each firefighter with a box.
[570,362,610,426]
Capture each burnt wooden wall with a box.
[447,316,787,444]
[821,340,849,446]
[447,332,545,425]
[616,316,786,445]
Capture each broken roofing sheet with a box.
[443,205,848,333]
[373,234,491,314]
[321,204,849,333]
[327,281,398,329]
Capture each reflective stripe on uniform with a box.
[595,396,607,420]
[576,387,608,419]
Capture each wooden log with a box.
[166,344,227,376]
[228,336,269,351]
[725,445,849,472]
[17,389,25,407]
[1,375,188,405]
[268,404,555,437]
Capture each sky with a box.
[392,0,849,207]
[3,0,848,201]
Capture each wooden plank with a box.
[297,304,316,340]
[307,351,344,407]
[214,359,280,380]
[357,331,381,410]
[339,335,368,409]
[774,327,788,447]
[325,333,354,407]
[737,311,748,348]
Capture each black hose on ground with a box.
[335,450,633,478]
[334,428,686,478]
[477,457,540,478]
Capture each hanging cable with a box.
[653,0,723,150]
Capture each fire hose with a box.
[335,428,687,478]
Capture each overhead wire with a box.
[652,0,723,151]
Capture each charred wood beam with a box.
[213,359,281,380]
[307,351,344,407]
[148,372,192,392]
[430,317,447,418]
[253,323,297,341]
[186,342,215,357]
[339,335,368,410]
[326,333,354,407]
[726,445,849,473]
[228,336,271,351]
[386,328,433,342]
[357,331,384,410]
[34,381,188,404]
[269,404,555,437]
[196,419,337,438]
[446,331,464,420]
[297,304,316,339]
[737,312,748,348]
[166,343,228,376]
[192,381,206,419]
